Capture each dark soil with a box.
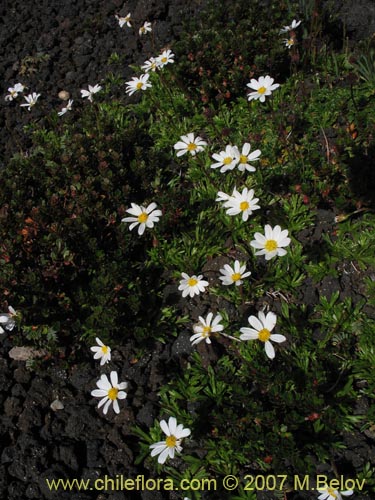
[1,1,375,499]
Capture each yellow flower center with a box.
[202,325,212,337]
[327,489,337,499]
[161,57,167,63]
[231,272,242,282]
[240,201,249,211]
[101,345,108,354]
[187,142,197,151]
[265,239,278,252]
[188,278,198,287]
[258,328,271,342]
[288,38,294,46]
[166,435,177,448]
[108,387,119,401]
[138,212,148,223]
[239,154,248,164]
[136,82,143,89]
[223,156,233,165]
[258,86,266,94]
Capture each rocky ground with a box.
[1,1,375,499]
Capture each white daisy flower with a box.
[20,93,40,110]
[149,416,191,464]
[250,224,291,260]
[139,21,152,35]
[219,260,251,286]
[173,133,207,157]
[190,312,224,345]
[91,371,128,415]
[90,337,111,365]
[280,19,302,33]
[233,142,261,172]
[283,38,295,49]
[156,49,175,68]
[178,273,209,298]
[217,187,260,221]
[80,84,102,102]
[211,145,239,173]
[5,83,25,101]
[246,76,280,102]
[115,13,132,28]
[58,99,73,116]
[0,306,18,333]
[121,202,162,236]
[125,74,152,96]
[317,487,354,500]
[240,311,286,359]
[141,57,159,73]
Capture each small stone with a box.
[8,346,47,361]
[50,399,64,411]
[58,90,70,100]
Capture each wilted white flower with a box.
[80,84,102,102]
[173,133,207,157]
[250,224,291,260]
[91,371,128,414]
[125,74,152,96]
[233,142,261,172]
[115,13,132,28]
[190,312,224,345]
[178,273,209,298]
[283,38,295,49]
[280,19,302,33]
[149,416,191,464]
[121,202,162,235]
[211,145,239,173]
[216,187,260,221]
[246,76,280,102]
[0,306,18,334]
[240,311,286,359]
[58,99,73,116]
[90,337,111,365]
[20,93,40,110]
[219,260,251,286]
[156,49,175,68]
[139,21,152,35]
[5,83,25,101]
[317,487,354,500]
[141,57,159,73]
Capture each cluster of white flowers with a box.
[114,13,152,36]
[90,337,128,415]
[142,49,175,72]
[279,19,302,49]
[211,142,261,173]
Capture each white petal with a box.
[160,419,170,436]
[264,341,275,359]
[270,334,286,343]
[110,371,118,387]
[158,447,170,464]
